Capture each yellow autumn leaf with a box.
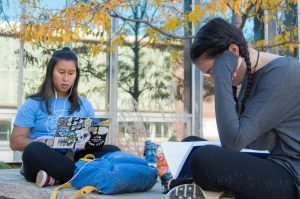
[255,39,266,47]
[111,0,121,8]
[188,12,197,27]
[233,0,242,16]
[164,18,179,31]
[124,1,129,10]
[156,0,163,7]
[289,43,294,53]
[111,36,123,47]
[208,2,217,16]
[293,27,298,36]
[82,24,88,34]
[63,31,71,44]
[147,27,155,41]
[219,1,227,17]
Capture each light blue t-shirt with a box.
[14,96,95,139]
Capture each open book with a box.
[161,141,270,179]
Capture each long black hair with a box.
[30,47,81,114]
[190,18,253,114]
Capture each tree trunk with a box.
[253,9,264,42]
[285,2,298,57]
[132,15,140,111]
[183,0,192,113]
[232,13,242,29]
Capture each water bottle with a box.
[144,139,158,167]
[156,145,173,193]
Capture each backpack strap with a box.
[69,186,97,199]
[50,155,96,199]
[50,182,72,199]
[79,154,95,162]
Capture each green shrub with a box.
[0,162,11,169]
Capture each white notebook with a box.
[161,141,270,179]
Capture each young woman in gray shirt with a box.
[167,18,299,199]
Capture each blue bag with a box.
[51,151,158,198]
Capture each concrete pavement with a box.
[0,169,165,199]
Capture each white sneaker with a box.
[166,183,234,199]
[36,170,58,187]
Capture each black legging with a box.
[22,142,120,183]
[183,136,298,199]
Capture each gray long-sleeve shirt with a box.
[214,52,300,196]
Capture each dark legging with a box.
[183,136,298,199]
[22,142,120,183]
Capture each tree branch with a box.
[240,2,255,30]
[119,83,130,94]
[140,0,147,19]
[111,20,126,40]
[110,11,195,40]
[138,85,152,95]
[256,40,300,49]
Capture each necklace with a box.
[253,50,260,73]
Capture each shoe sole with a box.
[36,170,47,187]
[166,184,206,199]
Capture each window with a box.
[0,120,11,141]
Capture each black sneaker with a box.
[166,184,206,199]
[168,177,194,191]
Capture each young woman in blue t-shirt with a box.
[10,47,120,187]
